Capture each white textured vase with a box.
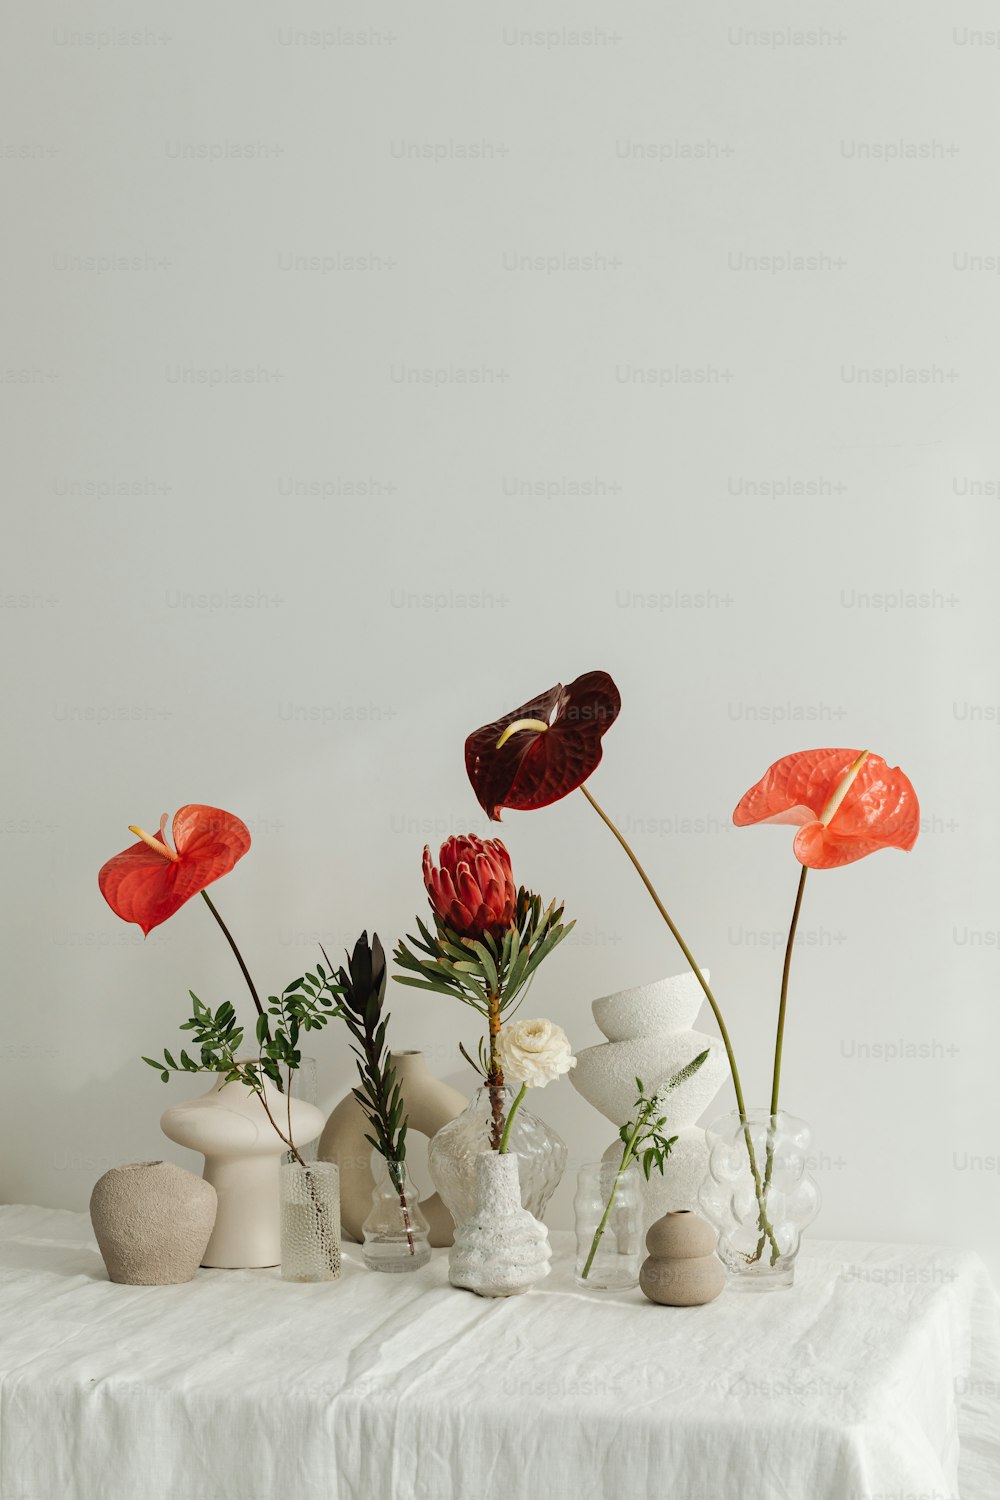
[449,1151,551,1297]
[572,971,729,1226]
[161,1070,325,1268]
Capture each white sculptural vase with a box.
[449,1151,551,1298]
[571,970,729,1226]
[161,1068,325,1268]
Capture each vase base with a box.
[363,1251,432,1273]
[574,1275,640,1292]
[725,1265,796,1291]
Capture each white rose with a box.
[497,1018,576,1089]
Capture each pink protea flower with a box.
[422,835,517,938]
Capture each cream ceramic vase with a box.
[319,1050,466,1247]
[161,1070,325,1268]
[571,971,729,1227]
[449,1151,551,1298]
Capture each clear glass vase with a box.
[362,1159,432,1272]
[697,1109,820,1291]
[574,1159,644,1290]
[280,1160,341,1282]
[428,1085,567,1230]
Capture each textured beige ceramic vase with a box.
[318,1050,466,1247]
[161,1070,325,1268]
[639,1209,726,1306]
[90,1160,217,1285]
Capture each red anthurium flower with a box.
[99,805,252,936]
[733,749,919,870]
[423,835,516,938]
[465,670,621,821]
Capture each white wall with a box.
[3,1,998,1279]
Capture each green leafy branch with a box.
[392,887,573,1025]
[142,967,343,1161]
[328,932,416,1252]
[580,1050,709,1280]
[327,933,406,1168]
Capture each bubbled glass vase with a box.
[428,1086,566,1230]
[697,1109,820,1291]
[280,1160,341,1283]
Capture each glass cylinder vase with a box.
[280,1160,341,1283]
[428,1085,566,1230]
[362,1159,431,1272]
[574,1159,644,1290]
[697,1109,820,1291]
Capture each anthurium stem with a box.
[200,889,265,1019]
[579,784,746,1116]
[770,865,808,1119]
[753,864,808,1265]
[578,782,779,1263]
[499,1083,527,1153]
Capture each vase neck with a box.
[475,1150,521,1213]
[472,1084,517,1105]
[389,1050,428,1082]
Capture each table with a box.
[1,1205,998,1500]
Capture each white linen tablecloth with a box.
[0,1204,997,1500]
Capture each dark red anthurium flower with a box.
[99,805,251,936]
[423,835,516,938]
[733,749,919,870]
[465,671,621,821]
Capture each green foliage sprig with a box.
[326,932,407,1171]
[143,967,343,1161]
[581,1050,709,1280]
[393,888,573,1028]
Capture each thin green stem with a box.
[579,785,746,1119]
[771,865,808,1118]
[581,1114,646,1280]
[498,1083,527,1153]
[753,864,809,1265]
[199,890,264,1019]
[578,782,779,1263]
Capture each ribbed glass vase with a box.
[428,1086,566,1230]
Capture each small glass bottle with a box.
[574,1159,644,1290]
[362,1159,431,1272]
[280,1160,341,1282]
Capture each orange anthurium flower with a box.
[99,805,251,936]
[733,749,919,870]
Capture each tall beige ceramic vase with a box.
[318,1050,466,1247]
[161,1069,325,1268]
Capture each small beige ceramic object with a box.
[639,1209,725,1306]
[90,1160,217,1285]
